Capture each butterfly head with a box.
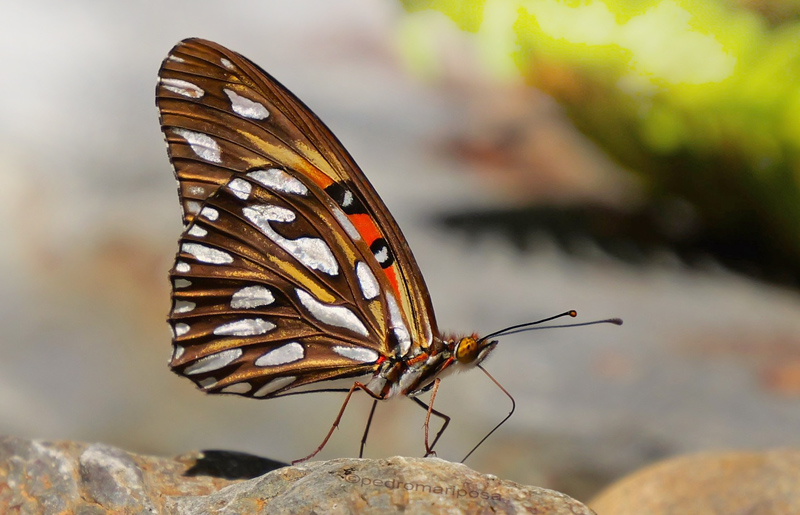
[454,335,498,367]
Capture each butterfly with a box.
[157,38,619,463]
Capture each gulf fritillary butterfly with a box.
[157,38,620,463]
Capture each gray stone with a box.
[0,435,594,514]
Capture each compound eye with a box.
[455,337,479,363]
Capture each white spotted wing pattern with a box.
[157,39,450,400]
[157,40,510,463]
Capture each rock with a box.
[0,435,594,514]
[590,449,800,515]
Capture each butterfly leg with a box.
[411,379,451,457]
[359,399,379,458]
[293,381,382,464]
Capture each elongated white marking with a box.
[255,342,304,367]
[161,78,204,98]
[332,345,380,363]
[355,262,379,300]
[231,285,274,309]
[172,345,185,360]
[220,57,234,70]
[253,376,296,397]
[221,382,252,394]
[224,89,269,120]
[247,169,308,195]
[185,200,201,215]
[200,207,219,221]
[295,289,368,336]
[228,178,252,200]
[244,205,338,275]
[173,323,190,337]
[167,55,184,63]
[198,377,217,388]
[386,293,411,355]
[173,300,196,314]
[187,225,207,238]
[174,278,191,288]
[175,262,191,273]
[182,243,233,264]
[213,318,275,336]
[333,206,360,241]
[184,348,242,375]
[172,128,221,163]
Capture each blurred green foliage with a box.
[399,0,800,283]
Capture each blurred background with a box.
[2,0,800,501]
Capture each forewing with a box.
[156,38,437,355]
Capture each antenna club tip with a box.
[610,318,623,326]
[568,310,577,318]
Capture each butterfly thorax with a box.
[365,335,499,399]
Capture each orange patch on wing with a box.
[351,214,380,243]
[300,164,334,189]
[350,213,400,295]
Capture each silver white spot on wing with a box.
[355,262,379,300]
[227,178,252,200]
[198,377,217,389]
[295,289,368,336]
[200,207,219,221]
[187,185,206,196]
[185,200,201,215]
[247,169,308,195]
[223,89,269,120]
[386,293,411,355]
[213,318,275,336]
[187,225,207,238]
[173,300,196,314]
[341,190,354,208]
[161,78,204,98]
[332,346,380,363]
[175,262,191,274]
[184,348,242,375]
[243,204,338,275]
[333,206,360,241]
[167,55,185,63]
[221,382,252,394]
[174,278,192,289]
[173,323,190,337]
[181,243,233,264]
[253,376,296,397]
[220,57,234,70]
[231,285,275,309]
[373,246,389,265]
[255,342,304,367]
[172,345,185,360]
[172,128,221,163]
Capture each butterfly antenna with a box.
[480,310,622,343]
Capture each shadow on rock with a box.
[184,450,288,479]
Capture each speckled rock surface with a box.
[0,436,594,514]
[590,449,800,515]
[0,435,277,514]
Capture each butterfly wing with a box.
[169,172,394,397]
[157,38,438,396]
